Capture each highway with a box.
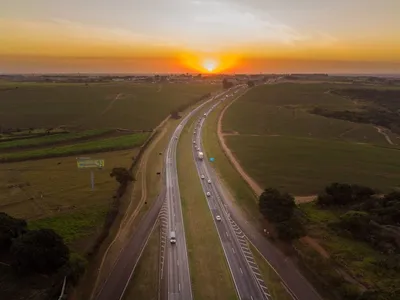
[192,87,268,300]
[195,86,322,300]
[163,89,232,300]
[94,90,227,300]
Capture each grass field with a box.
[0,149,138,253]
[221,83,400,195]
[0,82,220,130]
[226,135,400,195]
[0,129,114,150]
[0,132,149,162]
[298,202,400,295]
[177,104,237,300]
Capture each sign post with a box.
[76,157,104,190]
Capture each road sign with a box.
[76,158,104,190]
[210,157,215,162]
[77,159,104,169]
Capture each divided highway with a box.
[194,87,322,300]
[163,89,231,300]
[95,90,227,300]
[192,87,268,300]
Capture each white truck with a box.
[198,151,204,160]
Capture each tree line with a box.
[311,88,400,134]
[258,182,400,300]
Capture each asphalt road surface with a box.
[95,90,226,300]
[192,88,268,300]
[95,189,166,300]
[196,86,322,300]
[163,89,232,300]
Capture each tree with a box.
[0,212,27,252]
[110,167,133,185]
[11,229,69,274]
[259,188,296,222]
[275,216,306,240]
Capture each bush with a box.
[110,167,133,185]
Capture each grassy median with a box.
[177,106,237,300]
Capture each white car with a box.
[201,175,205,179]
[206,192,211,197]
[207,179,211,184]
[216,215,221,221]
[193,141,196,144]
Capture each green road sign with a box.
[77,158,104,169]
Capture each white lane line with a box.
[240,267,243,274]
[251,296,254,300]
[232,247,235,254]
[179,283,181,292]
[226,232,229,238]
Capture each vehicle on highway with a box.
[207,179,211,184]
[216,215,221,221]
[193,141,196,144]
[174,136,178,140]
[194,130,196,134]
[198,151,204,160]
[206,192,211,197]
[170,231,176,244]
[203,113,207,116]
[201,175,205,179]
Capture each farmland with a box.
[222,83,400,195]
[0,81,220,252]
[0,129,113,150]
[0,82,220,130]
[0,132,149,162]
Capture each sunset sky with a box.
[1,0,399,74]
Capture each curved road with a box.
[197,86,322,300]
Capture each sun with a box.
[202,59,218,73]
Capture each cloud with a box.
[186,1,335,49]
[0,18,179,57]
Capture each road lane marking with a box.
[226,232,229,238]
[232,247,235,254]
[179,283,181,292]
[240,267,243,274]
